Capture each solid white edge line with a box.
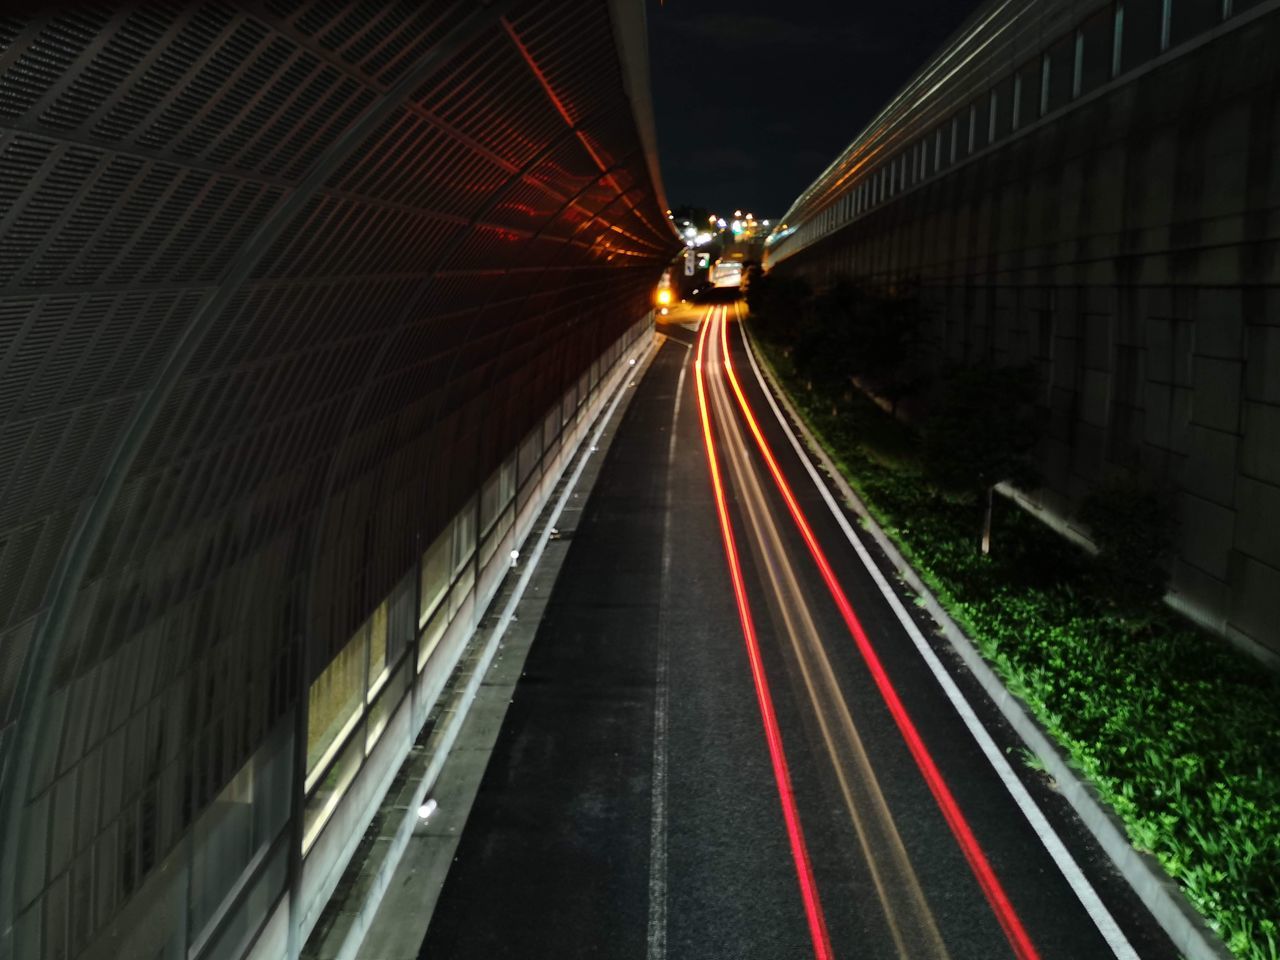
[733,313,1140,960]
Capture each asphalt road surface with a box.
[418,303,1180,960]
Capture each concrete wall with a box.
[769,4,1280,660]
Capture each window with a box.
[542,406,560,453]
[452,496,476,575]
[1119,0,1164,72]
[480,460,514,536]
[191,722,291,922]
[1015,58,1041,128]
[969,99,985,153]
[1044,34,1075,113]
[517,426,541,489]
[991,77,1013,139]
[1077,6,1115,95]
[1169,0,1222,46]
[950,114,962,164]
[386,573,414,670]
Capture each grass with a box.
[750,332,1280,960]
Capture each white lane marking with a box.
[735,316,1140,960]
[646,335,691,960]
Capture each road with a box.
[418,302,1179,959]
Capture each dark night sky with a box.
[646,0,983,219]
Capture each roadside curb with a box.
[741,322,1232,960]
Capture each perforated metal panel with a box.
[0,3,675,957]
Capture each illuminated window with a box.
[367,601,388,695]
[480,465,507,536]
[518,425,541,493]
[453,497,476,576]
[419,528,450,629]
[366,660,408,755]
[303,732,360,853]
[305,629,365,779]
[543,406,560,453]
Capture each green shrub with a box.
[1079,475,1177,610]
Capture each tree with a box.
[744,270,812,346]
[922,364,1043,554]
[778,275,928,399]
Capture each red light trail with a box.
[716,309,1041,960]
[694,306,835,960]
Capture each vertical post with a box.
[1040,55,1051,117]
[981,485,994,556]
[1073,29,1084,99]
[1112,2,1124,78]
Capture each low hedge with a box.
[751,334,1280,960]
